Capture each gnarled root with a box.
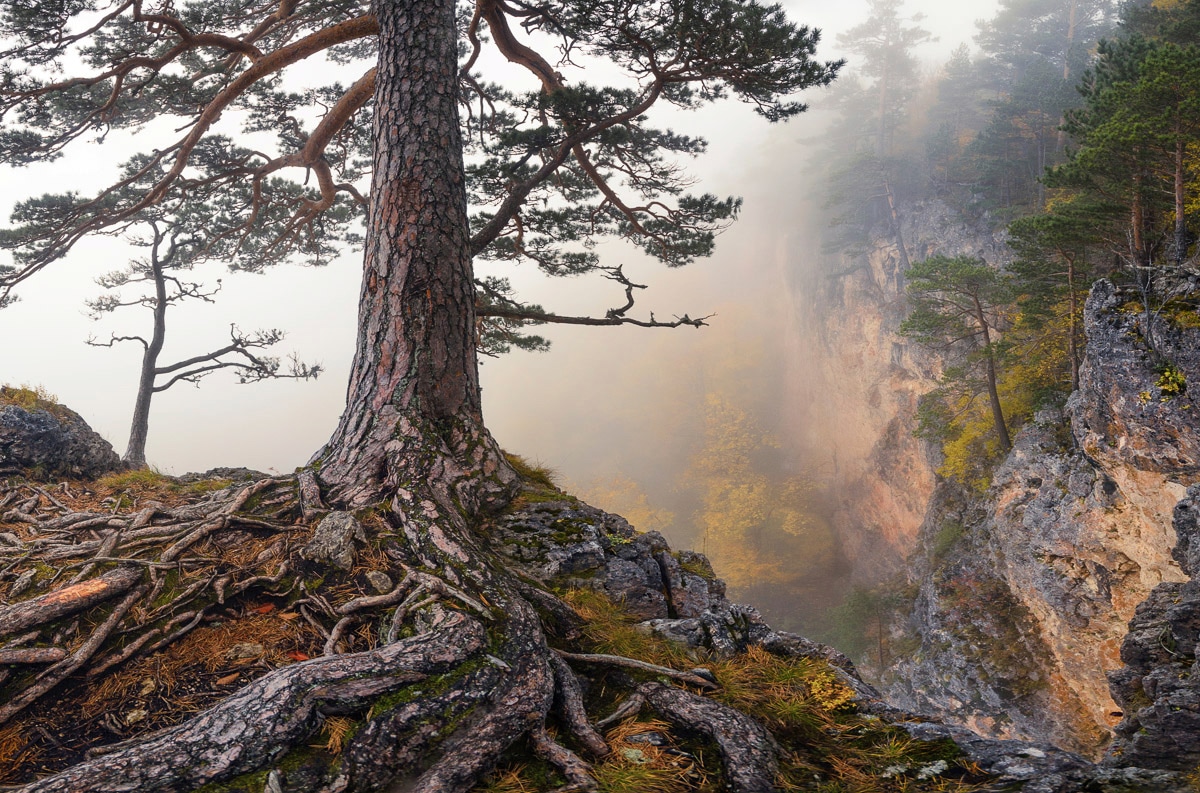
[0,472,805,793]
[637,682,781,793]
[15,612,485,793]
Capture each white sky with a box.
[0,0,997,475]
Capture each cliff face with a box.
[882,281,1200,756]
[1106,484,1200,771]
[786,201,1009,581]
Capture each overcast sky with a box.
[0,0,997,475]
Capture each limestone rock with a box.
[492,491,1190,790]
[884,280,1200,756]
[1105,485,1200,772]
[301,511,366,570]
[0,395,121,479]
[178,467,271,484]
[366,570,393,594]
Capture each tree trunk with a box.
[314,0,515,512]
[973,294,1011,452]
[1067,253,1080,393]
[123,229,170,468]
[1176,134,1187,266]
[882,171,911,284]
[1132,170,1151,288]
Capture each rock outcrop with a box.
[0,389,122,479]
[1105,484,1200,770]
[883,280,1200,755]
[490,494,1191,791]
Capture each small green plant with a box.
[1156,362,1187,401]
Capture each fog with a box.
[1,0,995,632]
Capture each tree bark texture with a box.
[316,0,515,511]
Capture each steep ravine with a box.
[881,280,1200,757]
[785,200,1010,582]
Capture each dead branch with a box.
[0,566,144,640]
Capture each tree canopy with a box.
[0,0,840,336]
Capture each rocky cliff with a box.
[786,200,1010,581]
[881,280,1200,756]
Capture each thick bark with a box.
[315,0,515,511]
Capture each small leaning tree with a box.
[0,1,840,791]
[88,218,321,468]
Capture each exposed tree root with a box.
[637,682,781,793]
[0,470,977,793]
[17,612,483,792]
[530,723,598,793]
[548,652,609,759]
[0,567,143,640]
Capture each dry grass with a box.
[593,718,698,793]
[321,716,356,754]
[0,384,64,417]
[475,764,540,793]
[0,721,39,782]
[557,588,988,793]
[504,453,559,490]
[559,588,695,669]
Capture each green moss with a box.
[189,767,271,793]
[182,478,234,495]
[930,521,964,563]
[367,657,488,720]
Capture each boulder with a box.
[301,511,366,570]
[0,390,122,479]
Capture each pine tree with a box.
[900,255,1016,453]
[0,2,841,789]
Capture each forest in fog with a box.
[554,0,1200,653]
